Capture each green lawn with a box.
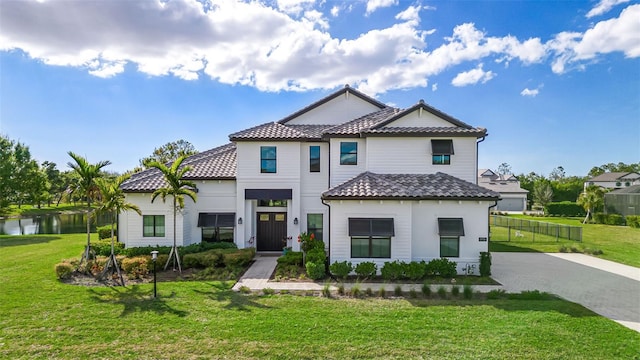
[1,234,638,359]
[490,215,640,267]
[0,203,90,217]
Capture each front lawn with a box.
[490,215,640,267]
[1,234,638,359]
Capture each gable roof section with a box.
[321,107,397,137]
[121,143,237,192]
[607,185,640,194]
[478,181,528,194]
[588,172,638,182]
[322,172,500,200]
[229,122,333,141]
[277,84,386,124]
[372,100,474,129]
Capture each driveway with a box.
[491,252,640,332]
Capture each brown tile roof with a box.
[363,126,487,137]
[229,123,334,141]
[588,172,639,182]
[372,100,475,129]
[121,143,236,192]
[321,107,397,137]
[322,172,500,200]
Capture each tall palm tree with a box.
[67,152,111,263]
[95,174,141,285]
[148,155,197,273]
[578,185,605,224]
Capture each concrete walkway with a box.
[233,252,640,332]
[492,252,640,332]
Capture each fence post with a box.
[556,225,559,242]
[508,226,511,242]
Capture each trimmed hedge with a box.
[626,215,640,228]
[97,225,115,240]
[329,261,353,280]
[277,251,303,266]
[593,213,628,226]
[545,202,586,217]
[92,239,125,256]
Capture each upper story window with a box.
[310,145,320,172]
[431,139,454,165]
[260,146,277,173]
[340,142,358,165]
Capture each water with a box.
[0,213,112,235]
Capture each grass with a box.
[0,203,90,217]
[1,234,639,359]
[490,215,640,267]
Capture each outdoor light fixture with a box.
[293,217,298,225]
[151,250,159,298]
[238,217,243,225]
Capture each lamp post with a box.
[151,250,158,298]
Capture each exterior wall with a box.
[119,193,189,248]
[284,93,381,125]
[187,180,237,244]
[381,110,457,128]
[329,138,367,187]
[366,137,477,183]
[327,199,491,275]
[495,195,527,212]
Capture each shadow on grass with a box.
[489,241,544,253]
[193,281,273,312]
[406,293,598,318]
[87,285,189,318]
[0,235,61,248]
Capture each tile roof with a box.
[588,172,639,182]
[478,181,528,194]
[322,172,500,200]
[607,185,640,194]
[229,122,334,141]
[321,107,397,136]
[363,126,487,137]
[371,100,475,130]
[121,143,236,192]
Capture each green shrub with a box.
[97,225,115,240]
[121,256,149,279]
[262,288,275,295]
[394,285,403,297]
[183,250,226,269]
[91,239,124,256]
[625,215,640,228]
[329,261,353,280]
[421,283,431,297]
[593,212,607,224]
[479,252,491,277]
[239,285,251,294]
[146,254,169,270]
[305,261,325,280]
[306,248,326,265]
[322,282,332,298]
[277,251,303,266]
[365,287,373,297]
[381,260,405,281]
[55,262,74,279]
[337,283,345,295]
[463,285,473,299]
[354,261,377,279]
[545,202,585,217]
[559,245,568,253]
[425,258,457,278]
[486,289,506,300]
[274,264,301,279]
[437,286,447,299]
[351,283,362,298]
[404,261,427,281]
[223,248,255,267]
[451,285,460,297]
[509,290,554,300]
[123,245,172,257]
[605,214,625,226]
[378,287,386,298]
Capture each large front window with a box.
[432,139,453,165]
[198,213,235,243]
[340,142,358,165]
[349,218,394,258]
[260,146,277,173]
[143,215,165,237]
[307,213,323,241]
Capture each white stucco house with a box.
[478,169,528,212]
[585,172,640,190]
[120,86,499,274]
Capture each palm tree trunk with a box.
[164,196,182,273]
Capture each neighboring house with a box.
[478,169,528,212]
[605,185,640,216]
[120,85,499,274]
[585,172,640,190]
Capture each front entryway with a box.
[256,212,287,251]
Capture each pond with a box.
[0,213,112,235]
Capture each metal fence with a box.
[490,215,582,242]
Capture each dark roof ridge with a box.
[278,85,387,124]
[371,101,474,130]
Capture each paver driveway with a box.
[491,252,640,332]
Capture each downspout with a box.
[488,200,498,249]
[323,139,332,266]
[476,135,486,185]
[322,198,331,271]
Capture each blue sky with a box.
[1,0,638,177]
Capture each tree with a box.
[577,185,605,224]
[517,172,544,208]
[95,174,141,285]
[549,166,566,181]
[588,162,640,177]
[148,155,197,273]
[533,180,554,209]
[42,161,63,206]
[139,140,197,168]
[0,136,17,209]
[67,152,112,263]
[497,162,512,175]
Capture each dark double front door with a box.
[256,212,287,251]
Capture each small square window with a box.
[432,139,453,165]
[440,236,459,257]
[340,142,358,165]
[143,215,165,237]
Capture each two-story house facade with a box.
[120,85,499,274]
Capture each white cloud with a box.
[330,5,340,17]
[277,0,316,15]
[431,83,438,92]
[451,64,495,87]
[0,0,638,95]
[586,0,629,18]
[520,88,539,97]
[366,0,397,15]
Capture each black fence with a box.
[491,215,582,242]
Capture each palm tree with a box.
[533,181,554,210]
[148,155,197,274]
[67,152,112,264]
[578,185,605,224]
[95,174,141,285]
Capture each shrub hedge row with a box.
[545,202,586,217]
[592,213,638,226]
